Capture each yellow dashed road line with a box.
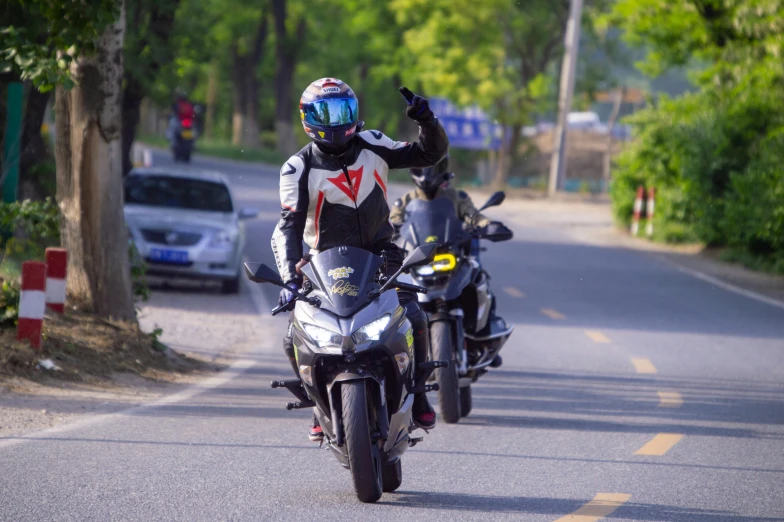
[541,308,566,320]
[634,433,684,456]
[584,330,611,343]
[503,286,525,298]
[631,358,657,374]
[657,391,683,408]
[554,493,632,521]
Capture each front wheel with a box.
[431,321,461,424]
[342,381,383,503]
[382,459,402,492]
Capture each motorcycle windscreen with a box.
[303,246,385,316]
[397,196,467,251]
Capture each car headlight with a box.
[302,323,342,348]
[352,314,391,344]
[209,228,237,248]
[414,253,457,275]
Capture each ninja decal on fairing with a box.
[328,266,354,279]
[331,280,359,297]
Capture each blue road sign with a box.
[429,97,505,151]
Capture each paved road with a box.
[2,150,783,521]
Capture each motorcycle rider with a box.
[272,78,449,442]
[166,90,195,142]
[390,155,513,339]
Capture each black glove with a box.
[400,87,434,123]
[278,281,300,311]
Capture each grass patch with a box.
[138,133,287,166]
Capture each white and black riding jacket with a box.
[271,121,449,282]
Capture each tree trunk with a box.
[492,124,521,189]
[205,61,218,141]
[54,4,135,321]
[230,10,268,148]
[121,75,144,176]
[272,0,305,156]
[20,86,51,199]
[603,86,624,187]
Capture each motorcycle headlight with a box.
[209,228,237,248]
[302,323,342,348]
[414,253,457,275]
[351,314,391,344]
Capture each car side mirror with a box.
[239,208,259,220]
[401,243,437,271]
[478,191,505,212]
[244,262,283,285]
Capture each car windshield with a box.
[124,174,233,212]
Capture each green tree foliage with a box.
[0,0,120,90]
[608,0,784,271]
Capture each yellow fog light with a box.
[432,253,457,272]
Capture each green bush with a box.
[611,85,784,270]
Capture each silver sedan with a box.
[124,167,257,294]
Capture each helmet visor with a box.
[301,98,358,127]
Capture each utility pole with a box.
[548,0,584,197]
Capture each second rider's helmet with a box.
[299,78,359,148]
[410,154,452,199]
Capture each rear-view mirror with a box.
[478,191,505,212]
[244,262,284,285]
[239,208,259,220]
[401,244,437,270]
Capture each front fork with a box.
[431,303,467,376]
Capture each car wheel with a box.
[221,276,240,294]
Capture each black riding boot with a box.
[284,322,324,441]
[401,297,436,429]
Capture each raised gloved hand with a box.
[399,87,434,123]
[278,281,300,311]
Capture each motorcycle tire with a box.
[382,459,402,492]
[342,381,383,503]
[460,385,472,417]
[431,321,461,424]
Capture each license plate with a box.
[181,129,193,139]
[149,249,189,264]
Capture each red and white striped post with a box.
[45,247,67,313]
[631,185,644,236]
[17,261,47,349]
[645,187,656,237]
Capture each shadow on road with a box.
[381,491,782,521]
[489,238,784,339]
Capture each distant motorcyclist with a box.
[171,91,195,123]
[272,77,449,442]
[390,155,512,337]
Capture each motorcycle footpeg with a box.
[408,436,424,447]
[286,400,316,410]
[418,360,448,372]
[407,383,439,394]
[271,379,301,389]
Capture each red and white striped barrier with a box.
[17,261,47,349]
[45,247,67,313]
[645,187,656,237]
[631,185,644,236]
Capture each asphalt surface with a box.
[2,149,783,521]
